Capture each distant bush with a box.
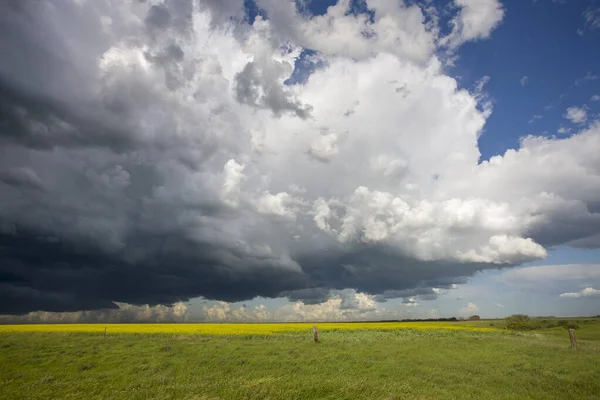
[469,315,481,321]
[489,323,495,327]
[557,320,569,326]
[505,314,531,331]
[546,323,556,329]
[564,323,580,330]
[540,320,548,323]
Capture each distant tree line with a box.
[504,314,592,331]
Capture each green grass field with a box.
[1,319,599,400]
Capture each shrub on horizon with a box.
[505,314,531,331]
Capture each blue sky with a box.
[1,0,599,323]
[451,0,600,318]
[454,0,600,160]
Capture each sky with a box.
[0,0,599,324]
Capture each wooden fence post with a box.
[312,325,319,343]
[104,327,107,339]
[568,328,577,350]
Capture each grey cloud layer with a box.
[1,0,599,315]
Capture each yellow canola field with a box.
[0,322,497,335]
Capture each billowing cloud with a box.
[1,0,599,316]
[256,0,438,63]
[278,289,387,321]
[202,289,387,322]
[441,0,505,50]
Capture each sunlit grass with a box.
[0,321,499,335]
[1,323,599,400]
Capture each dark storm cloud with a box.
[1,209,483,314]
[0,2,149,153]
[0,1,127,150]
[374,287,444,303]
[0,226,483,315]
[417,293,438,301]
[566,234,600,249]
[0,302,190,324]
[0,79,140,152]
[0,197,491,314]
[0,0,221,155]
[0,228,305,315]
[280,287,332,304]
[524,210,600,248]
[291,245,482,299]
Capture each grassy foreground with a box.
[1,321,599,400]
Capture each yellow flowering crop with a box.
[0,322,497,335]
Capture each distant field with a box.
[1,319,599,400]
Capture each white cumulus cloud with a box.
[442,0,505,50]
